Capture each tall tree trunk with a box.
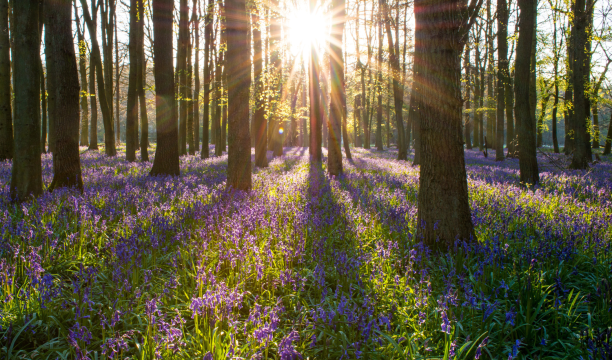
[187,30,195,155]
[0,0,12,160]
[515,0,539,185]
[178,0,188,155]
[496,0,507,161]
[80,0,116,156]
[214,44,223,156]
[45,9,57,154]
[308,0,322,162]
[381,0,406,160]
[226,0,251,189]
[529,0,537,143]
[253,5,267,167]
[473,31,481,150]
[328,0,345,175]
[552,14,560,154]
[150,0,180,175]
[201,0,213,158]
[415,0,477,247]
[375,9,384,151]
[486,0,495,150]
[46,0,83,192]
[10,0,42,200]
[101,0,116,151]
[193,0,200,152]
[603,113,612,155]
[138,57,149,161]
[464,46,472,149]
[126,0,140,161]
[115,10,120,144]
[75,2,89,148]
[569,0,590,169]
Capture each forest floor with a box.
[1,146,611,359]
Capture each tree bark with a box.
[463,46,472,149]
[415,0,476,247]
[375,9,384,151]
[187,30,195,155]
[328,0,345,175]
[40,63,47,153]
[126,0,140,162]
[309,0,322,162]
[10,0,43,200]
[201,0,213,159]
[75,2,89,148]
[515,0,539,185]
[496,0,507,161]
[569,0,590,169]
[603,114,612,155]
[0,0,12,161]
[46,0,83,192]
[150,0,180,176]
[88,0,99,151]
[253,6,267,167]
[226,0,251,189]
[80,0,116,156]
[178,0,188,155]
[193,0,200,152]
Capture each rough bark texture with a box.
[40,63,47,153]
[193,0,200,152]
[515,0,539,185]
[126,0,140,162]
[226,0,251,190]
[327,0,345,176]
[10,0,43,200]
[496,0,507,161]
[201,0,213,159]
[150,0,180,176]
[415,0,476,247]
[569,0,590,169]
[44,9,57,154]
[46,0,83,192]
[0,0,12,161]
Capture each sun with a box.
[285,3,329,56]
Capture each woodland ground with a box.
[1,146,611,360]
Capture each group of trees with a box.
[0,0,611,248]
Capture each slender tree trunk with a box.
[309,0,322,162]
[603,114,612,155]
[150,0,180,176]
[187,30,195,155]
[178,0,188,155]
[474,32,481,150]
[515,0,539,185]
[552,64,559,152]
[115,11,120,144]
[10,0,43,200]
[138,0,148,161]
[328,0,345,175]
[201,0,213,158]
[496,0,507,161]
[126,0,140,161]
[75,2,89,148]
[381,0,406,160]
[415,0,476,247]
[253,6,267,167]
[226,0,251,189]
[46,0,83,192]
[80,0,116,156]
[45,9,57,154]
[0,0,12,160]
[569,0,589,169]
[88,0,99,150]
[486,0,495,150]
[529,1,537,143]
[193,0,200,152]
[375,9,384,151]
[464,46,472,149]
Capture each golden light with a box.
[278,127,284,135]
[285,3,329,56]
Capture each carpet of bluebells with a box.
[1,145,612,360]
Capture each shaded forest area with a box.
[1,0,612,359]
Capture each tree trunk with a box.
[381,0,406,160]
[88,0,99,151]
[44,9,57,154]
[415,0,476,247]
[309,1,322,162]
[529,1,537,145]
[327,0,345,175]
[603,114,612,155]
[201,0,213,159]
[10,0,43,200]
[226,0,251,189]
[0,0,12,161]
[463,46,472,149]
[178,0,188,155]
[80,0,116,156]
[115,11,120,144]
[40,63,47,153]
[569,0,590,169]
[486,0,495,150]
[375,9,384,152]
[187,30,195,155]
[552,81,559,153]
[46,0,83,192]
[515,0,539,185]
[473,32,481,150]
[126,0,140,161]
[496,0,507,161]
[253,6,267,167]
[193,0,200,152]
[150,0,180,176]
[75,2,89,148]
